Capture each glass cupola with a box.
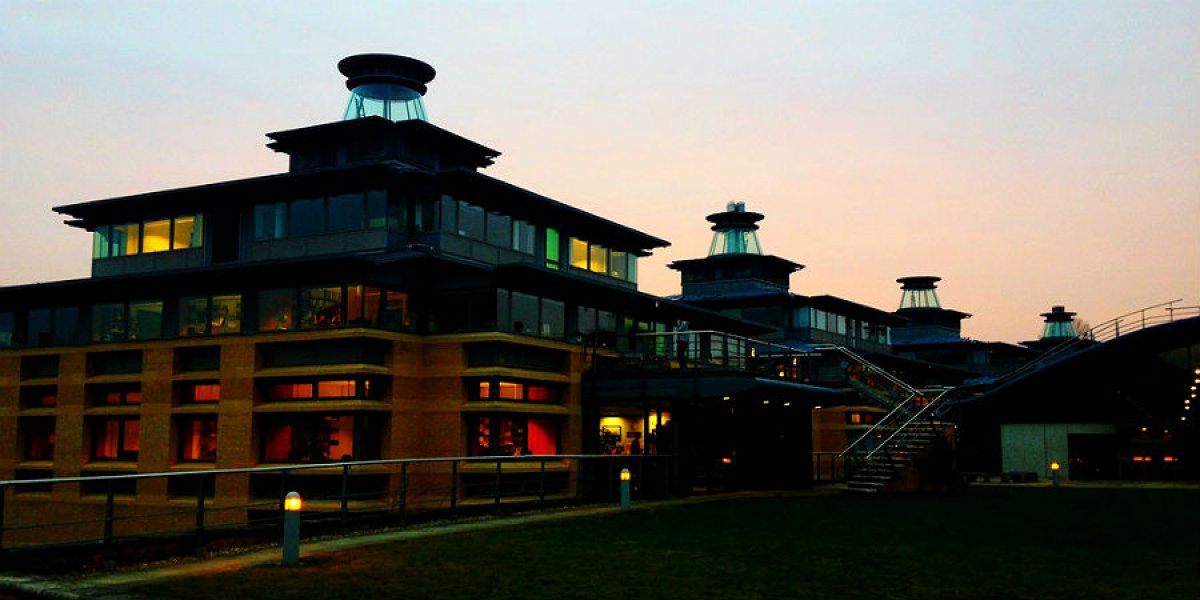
[338,54,435,122]
[1040,305,1079,339]
[707,202,764,256]
[897,276,943,310]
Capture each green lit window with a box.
[545,228,560,269]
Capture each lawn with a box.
[120,487,1199,600]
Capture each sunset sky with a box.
[1,1,1196,343]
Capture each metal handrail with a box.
[814,344,921,397]
[865,387,952,460]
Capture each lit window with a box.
[478,381,492,399]
[260,415,378,463]
[589,244,608,273]
[545,228,560,269]
[301,286,343,328]
[172,215,202,250]
[569,237,589,269]
[498,381,524,400]
[317,380,356,398]
[182,382,220,403]
[268,383,314,400]
[92,417,140,461]
[179,417,218,462]
[93,385,141,405]
[142,219,172,253]
[22,418,56,460]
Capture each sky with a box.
[0,1,1196,343]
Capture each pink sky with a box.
[1,2,1196,343]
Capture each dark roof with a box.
[668,253,803,273]
[266,117,499,170]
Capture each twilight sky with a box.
[1,1,1196,343]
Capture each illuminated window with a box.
[92,384,141,406]
[173,215,202,249]
[268,383,314,400]
[545,228,560,269]
[589,243,608,273]
[498,381,524,400]
[181,382,220,403]
[22,417,56,460]
[301,286,343,328]
[258,289,296,331]
[260,414,381,463]
[473,379,560,403]
[142,219,172,253]
[265,378,379,402]
[91,417,139,461]
[569,237,589,269]
[178,417,218,462]
[478,381,491,398]
[470,414,560,456]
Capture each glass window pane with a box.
[317,380,356,398]
[381,291,410,330]
[486,212,511,247]
[611,250,628,280]
[545,228,560,268]
[27,308,51,345]
[301,286,342,328]
[254,203,287,240]
[366,190,389,229]
[289,197,326,237]
[498,381,523,400]
[172,215,198,250]
[92,303,126,342]
[49,307,77,345]
[180,417,218,461]
[569,238,588,269]
[359,286,382,325]
[458,201,484,239]
[211,294,241,335]
[439,195,457,232]
[540,298,565,339]
[513,220,536,254]
[268,383,314,400]
[179,296,209,336]
[628,254,637,283]
[258,289,296,331]
[327,192,365,232]
[527,417,557,454]
[0,311,13,347]
[143,219,171,253]
[113,223,140,256]
[477,381,492,399]
[129,301,163,340]
[589,244,607,273]
[510,292,538,334]
[93,225,111,259]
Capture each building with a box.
[0,54,787,543]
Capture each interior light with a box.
[1163,456,1176,463]
[783,402,791,407]
[1140,427,1148,432]
[721,457,733,464]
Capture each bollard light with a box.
[284,491,303,512]
[1049,461,1061,488]
[282,491,302,565]
[1049,461,1060,472]
[619,468,632,511]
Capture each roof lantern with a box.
[1040,305,1078,339]
[338,54,434,122]
[706,201,764,256]
[897,276,943,310]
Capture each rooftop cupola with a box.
[1040,305,1078,339]
[338,53,434,122]
[897,276,943,310]
[707,201,764,256]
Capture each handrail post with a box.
[0,482,7,550]
[340,463,350,535]
[398,462,408,524]
[103,480,116,567]
[449,461,458,520]
[494,459,503,515]
[538,460,546,508]
[194,473,207,556]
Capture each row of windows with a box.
[92,214,203,259]
[439,196,537,255]
[253,190,390,240]
[17,412,562,465]
[567,236,636,282]
[0,284,415,347]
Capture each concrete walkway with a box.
[0,491,798,599]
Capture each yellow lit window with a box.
[172,215,197,250]
[570,238,589,269]
[317,380,356,398]
[142,219,172,253]
[589,244,608,273]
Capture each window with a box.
[0,311,13,347]
[381,290,412,330]
[128,301,163,340]
[458,201,485,239]
[92,384,141,406]
[470,415,559,456]
[301,286,343,328]
[180,382,220,403]
[289,197,326,237]
[21,386,57,408]
[486,212,511,247]
[474,379,560,403]
[260,414,382,463]
[510,292,539,335]
[513,220,536,255]
[178,417,218,462]
[92,215,202,257]
[180,294,242,336]
[540,299,565,338]
[264,377,380,401]
[258,289,296,331]
[327,192,366,232]
[569,238,588,270]
[27,308,51,345]
[92,417,140,461]
[589,243,608,273]
[545,228,560,269]
[254,202,288,240]
[611,250,628,280]
[22,417,56,460]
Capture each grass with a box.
[119,487,1199,600]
